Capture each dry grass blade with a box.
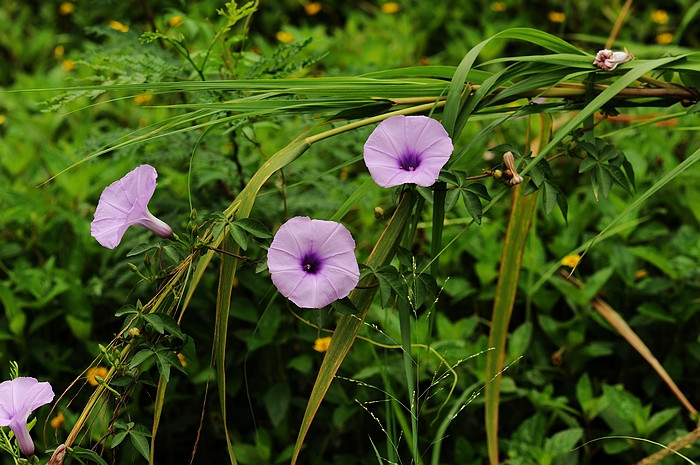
[635,426,700,465]
[561,271,697,416]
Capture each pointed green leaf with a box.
[462,190,483,225]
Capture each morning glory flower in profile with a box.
[0,377,55,456]
[593,49,633,71]
[363,115,454,188]
[91,164,174,249]
[267,217,360,309]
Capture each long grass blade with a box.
[291,190,416,465]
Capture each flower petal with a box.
[267,217,360,308]
[364,115,453,188]
[91,165,172,248]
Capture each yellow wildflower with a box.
[305,2,322,15]
[168,15,184,27]
[61,60,75,71]
[276,31,294,44]
[0,115,6,125]
[54,45,65,58]
[548,11,565,23]
[109,20,129,33]
[177,353,187,367]
[134,93,153,105]
[651,9,668,24]
[635,269,648,280]
[86,366,108,386]
[561,254,581,268]
[50,413,65,429]
[656,32,673,44]
[490,2,507,12]
[59,2,74,15]
[313,337,332,353]
[381,2,400,14]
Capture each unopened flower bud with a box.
[593,49,633,71]
[492,169,503,179]
[502,152,523,186]
[374,206,385,221]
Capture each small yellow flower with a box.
[635,269,648,280]
[109,20,129,33]
[548,11,565,23]
[59,2,74,15]
[276,31,294,44]
[177,353,187,367]
[305,2,322,15]
[134,93,153,105]
[490,2,507,12]
[168,15,184,27]
[50,413,65,429]
[561,254,581,268]
[381,2,400,14]
[0,115,6,125]
[651,9,668,24]
[86,366,109,386]
[313,337,332,353]
[54,45,65,58]
[656,32,673,44]
[61,59,75,71]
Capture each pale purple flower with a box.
[593,49,633,71]
[91,164,174,249]
[363,115,454,188]
[267,217,360,308]
[0,377,54,456]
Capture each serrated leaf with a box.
[461,190,483,225]
[229,223,248,251]
[234,218,273,239]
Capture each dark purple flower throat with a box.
[301,251,324,274]
[398,151,421,171]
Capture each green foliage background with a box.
[0,1,699,464]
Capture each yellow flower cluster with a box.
[86,366,108,386]
[109,20,129,33]
[313,337,332,353]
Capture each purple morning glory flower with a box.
[0,377,54,456]
[91,164,174,249]
[267,217,360,309]
[363,115,454,188]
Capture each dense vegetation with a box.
[1,1,698,464]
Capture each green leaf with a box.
[129,431,151,461]
[129,349,155,369]
[70,446,110,465]
[229,223,248,251]
[542,181,558,215]
[234,218,273,239]
[543,428,583,456]
[375,266,408,307]
[142,313,165,334]
[154,352,171,382]
[605,164,632,193]
[595,163,613,198]
[264,383,291,427]
[578,156,597,173]
[126,243,159,257]
[111,431,128,449]
[465,182,491,200]
[330,296,359,315]
[445,188,460,212]
[461,190,483,225]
